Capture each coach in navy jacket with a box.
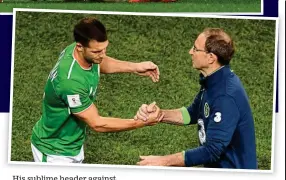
[135,28,257,169]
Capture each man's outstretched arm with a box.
[137,152,185,167]
[135,104,191,125]
[100,56,159,82]
[74,102,161,133]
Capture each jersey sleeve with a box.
[184,95,240,166]
[185,91,203,124]
[56,79,93,114]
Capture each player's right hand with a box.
[134,102,164,124]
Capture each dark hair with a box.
[73,17,107,47]
[203,28,235,65]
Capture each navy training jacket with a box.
[184,65,257,169]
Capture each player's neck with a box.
[73,49,92,69]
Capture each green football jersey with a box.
[31,43,100,156]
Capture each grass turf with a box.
[0,0,261,13]
[11,11,276,170]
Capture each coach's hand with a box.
[134,102,162,121]
[134,61,160,82]
[134,102,155,121]
[137,155,168,166]
[134,102,164,125]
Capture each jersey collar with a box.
[199,65,232,89]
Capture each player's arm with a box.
[184,95,240,166]
[100,56,159,82]
[74,103,159,132]
[100,56,139,73]
[59,80,160,132]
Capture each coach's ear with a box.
[76,42,84,52]
[208,52,218,65]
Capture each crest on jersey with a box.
[204,102,210,118]
[67,94,82,108]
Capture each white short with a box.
[31,143,84,163]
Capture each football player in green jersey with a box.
[31,17,163,163]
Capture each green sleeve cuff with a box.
[180,107,191,125]
[182,150,186,163]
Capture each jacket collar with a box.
[199,65,232,89]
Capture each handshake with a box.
[133,102,164,126]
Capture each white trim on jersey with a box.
[72,103,94,115]
[71,46,91,71]
[67,59,76,79]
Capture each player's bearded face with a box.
[83,40,109,64]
